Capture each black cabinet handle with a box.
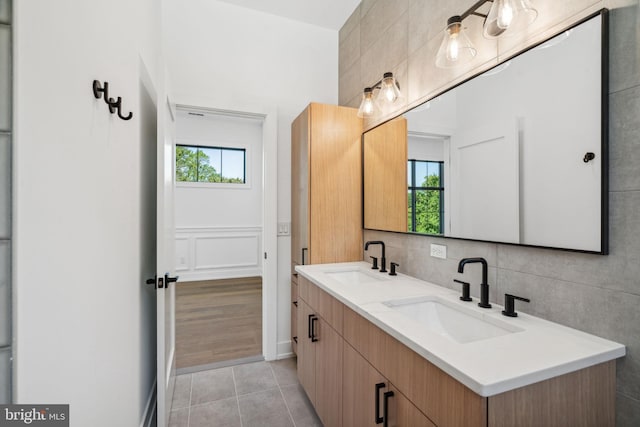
[308,314,313,339]
[311,315,318,342]
[293,336,297,343]
[293,301,298,307]
[383,390,394,427]
[302,248,308,265]
[375,382,385,424]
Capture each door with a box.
[156,90,178,426]
[450,121,520,243]
[297,299,316,404]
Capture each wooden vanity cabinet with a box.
[297,276,616,427]
[290,102,362,357]
[343,304,615,427]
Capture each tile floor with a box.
[169,357,322,427]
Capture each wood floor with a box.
[176,277,262,369]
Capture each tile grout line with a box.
[231,367,243,427]
[269,362,297,427]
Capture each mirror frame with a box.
[362,9,609,254]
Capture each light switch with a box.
[278,222,291,236]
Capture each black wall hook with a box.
[583,152,596,163]
[92,80,133,121]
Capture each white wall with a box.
[163,0,339,356]
[14,1,162,426]
[175,109,264,280]
[175,110,263,227]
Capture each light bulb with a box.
[357,88,375,118]
[374,72,403,107]
[382,85,396,103]
[484,0,538,38]
[380,74,400,103]
[497,1,514,29]
[362,98,374,114]
[447,34,460,62]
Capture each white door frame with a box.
[173,97,278,361]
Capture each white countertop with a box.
[295,261,626,397]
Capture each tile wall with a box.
[338,0,640,424]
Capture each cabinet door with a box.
[315,317,343,427]
[363,116,408,232]
[309,103,363,264]
[291,279,298,355]
[344,343,435,427]
[343,343,386,427]
[291,107,309,266]
[296,299,315,403]
[387,385,436,427]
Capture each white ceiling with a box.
[215,0,361,30]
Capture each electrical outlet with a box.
[430,244,447,259]
[277,222,291,236]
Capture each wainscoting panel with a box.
[175,226,262,281]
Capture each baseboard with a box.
[176,269,263,282]
[140,378,157,427]
[277,340,293,359]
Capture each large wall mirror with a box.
[363,11,608,253]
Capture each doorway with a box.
[172,105,277,371]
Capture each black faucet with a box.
[365,241,387,273]
[457,257,492,308]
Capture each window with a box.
[408,160,444,234]
[176,144,246,184]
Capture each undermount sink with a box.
[325,268,387,286]
[383,296,523,344]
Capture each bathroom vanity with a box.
[294,262,625,427]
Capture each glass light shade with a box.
[375,72,403,106]
[357,88,375,118]
[483,0,538,38]
[435,17,477,69]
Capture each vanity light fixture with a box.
[435,16,477,69]
[435,0,538,68]
[357,72,403,118]
[484,0,538,38]
[357,88,375,118]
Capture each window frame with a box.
[175,140,251,189]
[408,159,445,235]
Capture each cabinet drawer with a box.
[299,275,343,335]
